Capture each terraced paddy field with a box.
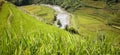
[0,2,120,55]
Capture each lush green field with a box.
[0,2,120,55]
[20,4,56,24]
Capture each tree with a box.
[7,0,82,11]
[22,0,33,5]
[15,0,23,5]
[0,0,5,8]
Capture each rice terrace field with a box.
[0,0,120,55]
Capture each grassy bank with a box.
[0,2,120,55]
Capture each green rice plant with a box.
[0,2,120,55]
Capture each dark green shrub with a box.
[66,26,79,34]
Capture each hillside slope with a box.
[20,4,120,40]
[0,2,120,55]
[0,2,80,55]
[20,4,120,55]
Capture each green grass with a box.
[73,10,120,55]
[75,0,120,27]
[73,9,120,36]
[20,5,55,24]
[72,10,120,52]
[0,2,120,55]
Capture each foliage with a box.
[7,0,82,11]
[38,0,82,11]
[0,2,120,55]
[21,5,55,24]
[6,0,120,12]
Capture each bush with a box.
[7,0,82,11]
[37,0,82,11]
[0,0,5,9]
[66,26,79,34]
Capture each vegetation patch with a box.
[0,1,120,55]
[21,5,55,24]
